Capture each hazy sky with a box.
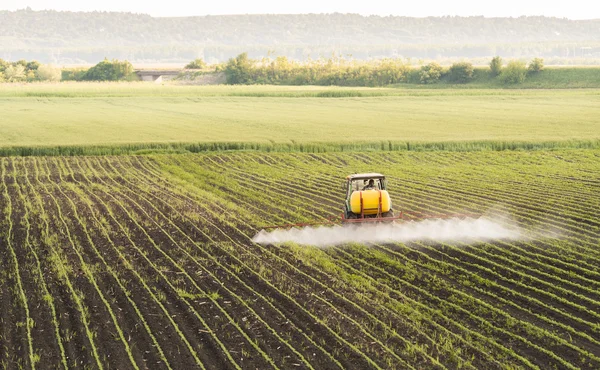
[2,0,596,19]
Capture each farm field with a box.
[1,150,600,369]
[0,84,600,151]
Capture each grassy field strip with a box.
[1,86,600,151]
[0,160,35,369]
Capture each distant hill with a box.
[1,9,599,64]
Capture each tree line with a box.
[0,58,135,82]
[0,55,548,85]
[0,59,61,82]
[222,53,545,86]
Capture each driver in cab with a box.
[362,179,377,190]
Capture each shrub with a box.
[224,53,254,84]
[375,58,411,85]
[501,60,527,84]
[447,62,474,83]
[0,72,4,82]
[419,62,443,84]
[489,56,502,76]
[61,68,88,81]
[83,59,134,81]
[36,64,62,82]
[528,58,544,73]
[185,58,207,69]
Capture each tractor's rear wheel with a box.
[382,210,394,218]
[345,211,358,219]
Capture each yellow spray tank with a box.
[343,173,395,221]
[350,189,392,215]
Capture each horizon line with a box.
[1,8,598,21]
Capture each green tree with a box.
[4,64,26,82]
[14,59,28,68]
[25,70,36,82]
[447,62,474,83]
[0,59,9,73]
[419,62,443,84]
[224,53,254,84]
[528,58,544,73]
[26,60,41,71]
[185,58,207,69]
[83,59,134,81]
[501,60,527,84]
[489,56,502,76]
[36,64,62,82]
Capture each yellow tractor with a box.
[342,173,396,223]
[261,172,477,230]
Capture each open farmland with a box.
[1,150,600,369]
[0,84,600,153]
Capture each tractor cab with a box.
[343,173,394,220]
[345,173,387,196]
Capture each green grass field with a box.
[1,83,600,155]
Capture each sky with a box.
[1,0,597,19]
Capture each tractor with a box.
[342,173,396,223]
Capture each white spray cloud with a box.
[252,217,522,247]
